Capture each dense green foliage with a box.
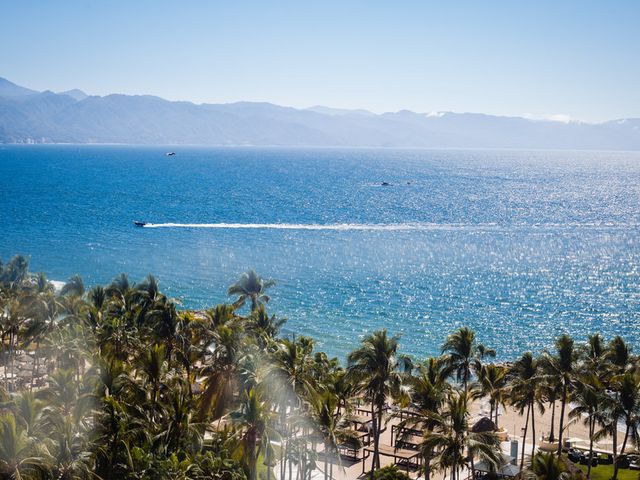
[0,255,638,480]
[372,465,411,480]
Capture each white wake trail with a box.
[140,222,639,231]
[142,222,451,231]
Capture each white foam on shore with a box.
[50,280,65,293]
[141,222,639,231]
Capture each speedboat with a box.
[166,152,176,156]
[133,221,146,227]
[381,181,392,186]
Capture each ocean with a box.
[1,145,639,360]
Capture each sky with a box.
[2,1,639,122]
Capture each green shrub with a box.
[373,465,412,480]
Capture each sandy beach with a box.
[308,399,629,480]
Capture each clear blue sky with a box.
[2,1,639,122]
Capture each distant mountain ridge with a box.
[1,77,639,150]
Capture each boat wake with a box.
[140,222,639,231]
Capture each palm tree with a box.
[476,363,507,428]
[603,336,634,480]
[247,305,286,347]
[441,327,495,393]
[231,387,278,480]
[269,337,316,480]
[309,389,348,480]
[0,412,48,480]
[137,343,168,419]
[198,308,244,421]
[347,330,402,476]
[609,372,640,480]
[60,274,85,297]
[422,391,501,480]
[508,352,544,469]
[0,255,30,291]
[544,334,576,455]
[529,452,566,480]
[228,270,275,312]
[398,357,448,480]
[568,373,606,479]
[538,356,562,443]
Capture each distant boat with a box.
[165,152,176,156]
[133,221,146,227]
[381,182,392,186]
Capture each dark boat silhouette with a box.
[381,181,392,186]
[133,221,146,227]
[166,152,176,156]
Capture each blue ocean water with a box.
[1,145,639,360]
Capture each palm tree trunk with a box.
[530,403,536,460]
[521,403,530,470]
[370,402,379,478]
[611,423,619,480]
[324,442,328,480]
[613,423,629,480]
[587,416,595,479]
[376,407,384,469]
[423,447,432,480]
[549,401,556,442]
[280,405,287,480]
[556,383,568,456]
[470,450,476,480]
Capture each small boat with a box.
[165,152,176,156]
[133,221,146,227]
[381,181,392,186]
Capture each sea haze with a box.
[1,77,640,150]
[1,145,639,359]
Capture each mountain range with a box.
[1,77,639,149]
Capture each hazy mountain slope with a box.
[0,77,38,97]
[0,77,638,149]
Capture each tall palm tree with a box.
[538,356,562,443]
[309,389,348,480]
[568,374,606,479]
[422,391,501,480]
[228,270,275,312]
[347,330,402,476]
[231,387,278,480]
[609,372,640,480]
[441,327,495,393]
[269,337,316,480]
[508,352,544,469]
[398,357,448,480]
[544,334,576,455]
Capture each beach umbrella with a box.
[472,416,497,433]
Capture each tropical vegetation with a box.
[0,254,638,480]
